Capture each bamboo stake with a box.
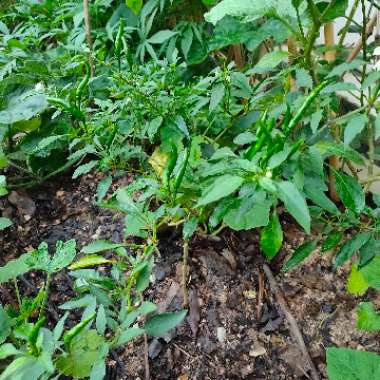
[324,22,340,203]
[83,0,95,77]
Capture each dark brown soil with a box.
[1,172,379,380]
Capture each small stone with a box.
[249,345,267,357]
[217,327,226,343]
[243,290,257,299]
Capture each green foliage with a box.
[326,348,380,380]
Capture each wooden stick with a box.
[263,264,320,380]
[182,240,189,307]
[347,13,378,63]
[83,0,95,77]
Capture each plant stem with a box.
[13,278,22,311]
[38,273,51,319]
[338,0,360,46]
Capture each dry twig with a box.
[263,264,320,380]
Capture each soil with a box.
[1,172,379,380]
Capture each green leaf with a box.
[315,141,364,165]
[81,240,124,254]
[360,256,380,290]
[209,82,225,112]
[283,241,316,272]
[135,258,154,292]
[375,113,380,140]
[204,0,297,25]
[359,238,380,267]
[0,344,19,360]
[260,213,283,260]
[276,181,310,233]
[321,82,357,93]
[224,195,272,231]
[196,174,244,207]
[326,347,380,380]
[295,68,313,89]
[321,231,343,252]
[56,330,104,379]
[117,327,144,346]
[69,255,114,270]
[96,176,112,203]
[72,160,98,179]
[145,310,187,337]
[0,305,11,344]
[320,0,348,22]
[334,171,365,214]
[362,71,380,90]
[327,59,365,78]
[234,132,255,145]
[304,185,340,215]
[96,305,107,335]
[147,30,178,44]
[0,252,34,284]
[252,51,288,73]
[126,0,143,14]
[357,302,380,332]
[0,93,47,125]
[334,233,371,268]
[183,217,198,240]
[344,114,368,146]
[0,217,12,231]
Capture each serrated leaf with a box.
[276,181,310,233]
[253,51,288,73]
[283,241,316,272]
[69,255,114,270]
[357,302,380,332]
[72,160,98,179]
[334,171,365,214]
[260,213,283,260]
[209,82,225,112]
[144,310,187,337]
[296,68,313,89]
[326,347,380,380]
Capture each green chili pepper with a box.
[163,143,178,194]
[47,97,84,120]
[284,80,329,137]
[288,138,304,159]
[28,316,45,355]
[64,312,96,348]
[172,142,191,200]
[75,62,91,108]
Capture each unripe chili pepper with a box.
[75,62,91,108]
[284,80,329,137]
[115,20,124,71]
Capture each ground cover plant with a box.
[1,0,380,379]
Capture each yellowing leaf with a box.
[148,148,169,178]
[347,264,368,296]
